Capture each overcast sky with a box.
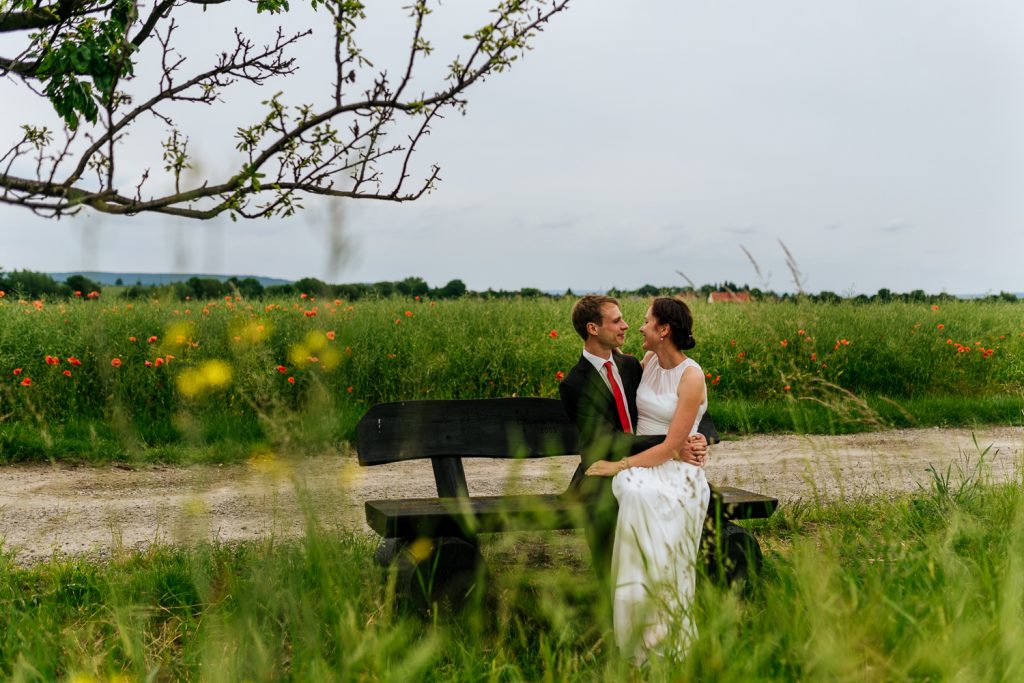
[2,0,1022,294]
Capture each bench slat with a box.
[356,398,720,466]
[357,398,580,465]
[365,487,777,538]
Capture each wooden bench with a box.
[357,398,777,611]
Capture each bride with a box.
[585,296,710,662]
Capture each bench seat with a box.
[365,486,778,539]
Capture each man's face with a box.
[589,303,629,351]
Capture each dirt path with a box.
[1,426,1021,565]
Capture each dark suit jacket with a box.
[559,352,663,493]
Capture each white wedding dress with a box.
[610,356,711,662]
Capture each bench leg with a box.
[375,536,488,614]
[701,521,764,588]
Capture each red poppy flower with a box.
[810,353,817,362]
[549,330,558,338]
[326,331,336,340]
[67,357,81,366]
[346,386,354,393]
[405,310,413,318]
[86,291,99,299]
[0,290,5,298]
[45,355,59,365]
[936,324,944,330]
[148,335,158,343]
[63,370,72,377]
[277,365,287,373]
[947,339,953,345]
[144,360,153,368]
[304,309,317,317]
[711,375,721,385]
[287,376,295,384]
[111,358,122,367]
[300,293,308,300]
[415,295,421,302]
[783,385,791,391]
[129,336,137,343]
[154,357,165,367]
[555,371,565,381]
[74,290,82,297]
[12,368,22,375]
[931,304,940,310]
[780,340,788,347]
[20,377,31,386]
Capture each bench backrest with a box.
[356,398,580,465]
[355,398,721,497]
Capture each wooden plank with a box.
[364,487,778,538]
[364,494,583,538]
[709,485,778,520]
[355,398,722,465]
[356,398,580,465]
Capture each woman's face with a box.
[639,307,665,351]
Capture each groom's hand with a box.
[676,434,708,466]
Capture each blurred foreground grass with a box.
[2,450,1022,681]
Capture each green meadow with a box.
[0,295,1021,463]
[1,294,1022,680]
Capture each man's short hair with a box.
[571,294,620,340]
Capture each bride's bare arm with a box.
[619,368,706,469]
[587,368,706,476]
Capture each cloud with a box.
[880,221,912,234]
[722,225,758,235]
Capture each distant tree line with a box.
[0,269,1019,303]
[0,270,105,298]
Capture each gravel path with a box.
[1,426,1021,565]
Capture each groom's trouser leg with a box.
[578,474,618,587]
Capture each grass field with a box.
[1,296,1022,679]
[1,295,1021,463]
[0,449,1020,681]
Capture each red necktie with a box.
[604,360,632,434]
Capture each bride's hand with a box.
[585,460,621,477]
[676,434,708,466]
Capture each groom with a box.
[559,294,707,581]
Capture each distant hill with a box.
[959,292,1024,300]
[48,272,292,287]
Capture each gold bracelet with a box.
[619,457,630,472]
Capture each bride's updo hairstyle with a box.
[651,297,696,350]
